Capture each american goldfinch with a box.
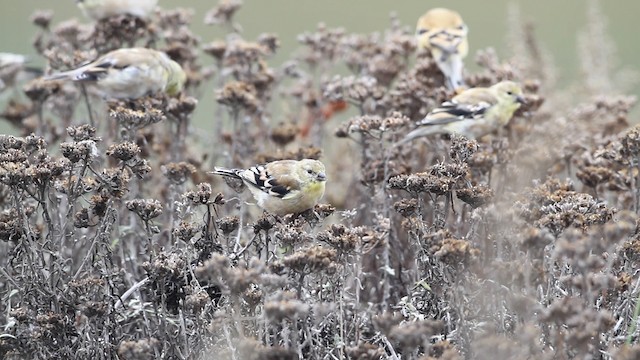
[212,159,327,216]
[402,81,525,142]
[44,48,186,99]
[416,8,468,90]
[76,0,158,20]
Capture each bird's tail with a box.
[436,55,466,91]
[22,66,44,77]
[42,70,76,82]
[210,167,241,179]
[396,126,442,146]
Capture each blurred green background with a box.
[1,0,638,133]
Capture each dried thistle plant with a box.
[1,2,639,360]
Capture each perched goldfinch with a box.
[402,81,525,142]
[416,8,468,90]
[212,159,327,216]
[44,48,186,99]
[76,0,158,20]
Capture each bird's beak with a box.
[516,95,527,105]
[317,172,327,182]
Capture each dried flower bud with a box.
[394,198,418,217]
[73,208,92,228]
[185,182,212,205]
[173,221,200,244]
[117,338,160,360]
[270,123,298,146]
[216,81,259,113]
[31,10,53,29]
[204,0,243,26]
[107,142,140,162]
[162,162,196,185]
[109,106,165,129]
[203,40,227,60]
[126,199,163,222]
[60,140,98,163]
[216,216,239,235]
[67,125,98,142]
[456,184,494,208]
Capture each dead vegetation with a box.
[0,1,639,359]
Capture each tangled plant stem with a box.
[0,1,639,359]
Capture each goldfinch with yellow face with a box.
[44,48,186,99]
[212,159,327,216]
[402,81,525,142]
[76,0,158,20]
[416,8,468,90]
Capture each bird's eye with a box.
[506,91,513,95]
[417,29,428,35]
[306,169,314,175]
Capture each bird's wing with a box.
[78,49,152,80]
[47,49,156,82]
[417,101,490,126]
[241,164,299,199]
[71,58,119,82]
[418,89,497,126]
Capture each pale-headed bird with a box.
[416,8,469,90]
[212,159,327,216]
[76,0,158,21]
[44,47,186,99]
[402,81,526,142]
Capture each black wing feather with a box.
[241,167,289,198]
[267,181,289,198]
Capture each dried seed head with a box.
[31,10,53,29]
[264,291,309,322]
[73,208,92,228]
[204,0,243,26]
[434,238,480,266]
[254,213,277,233]
[270,122,298,147]
[282,245,337,274]
[257,33,280,55]
[345,343,386,360]
[184,291,210,314]
[166,96,198,119]
[394,198,418,217]
[162,162,196,185]
[388,320,444,351]
[173,221,200,243]
[126,199,163,222]
[0,209,24,243]
[109,106,165,129]
[202,40,227,60]
[107,142,140,162]
[456,184,494,208]
[89,194,109,217]
[60,140,98,163]
[24,78,60,102]
[216,81,259,113]
[117,338,160,360]
[66,125,98,142]
[315,224,361,253]
[185,182,212,205]
[576,165,613,188]
[216,216,240,235]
